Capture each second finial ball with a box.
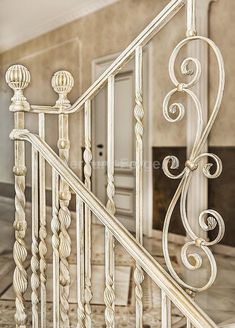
[51,70,74,95]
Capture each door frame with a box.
[91,46,153,237]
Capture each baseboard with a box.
[152,229,186,245]
[0,195,15,206]
[212,244,235,257]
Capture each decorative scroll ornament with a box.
[162,36,225,293]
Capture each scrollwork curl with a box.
[162,35,225,294]
[199,210,225,246]
[162,155,185,179]
[194,153,222,179]
[163,89,185,123]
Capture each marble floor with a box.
[0,197,235,327]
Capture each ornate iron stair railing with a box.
[4,0,225,327]
[10,128,218,328]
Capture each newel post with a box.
[51,70,74,327]
[5,64,31,328]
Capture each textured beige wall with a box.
[0,0,233,186]
[209,0,235,146]
[0,0,186,185]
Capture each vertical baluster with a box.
[5,64,31,328]
[13,112,28,328]
[187,319,193,328]
[38,113,47,327]
[104,75,116,328]
[31,148,40,327]
[134,46,144,328]
[52,169,60,328]
[76,195,85,328]
[58,113,72,328]
[161,291,171,327]
[51,70,74,327]
[186,0,196,37]
[83,99,93,327]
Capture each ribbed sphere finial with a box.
[5,65,31,91]
[51,70,74,95]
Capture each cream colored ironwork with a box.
[83,99,93,327]
[5,0,226,327]
[5,64,30,328]
[52,71,74,327]
[31,148,40,328]
[51,168,60,327]
[104,75,116,328]
[161,290,172,327]
[29,0,186,115]
[76,195,86,328]
[38,112,47,327]
[162,36,225,294]
[134,46,145,328]
[10,129,218,328]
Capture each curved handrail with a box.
[30,0,186,114]
[10,128,218,328]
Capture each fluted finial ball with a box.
[5,65,30,112]
[51,70,74,95]
[5,64,31,91]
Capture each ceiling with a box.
[0,0,118,53]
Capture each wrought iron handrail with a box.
[4,0,226,326]
[30,0,186,114]
[10,128,218,328]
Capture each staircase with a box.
[4,0,227,327]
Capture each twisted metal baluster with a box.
[38,113,47,327]
[31,148,40,327]
[58,194,71,327]
[83,100,93,327]
[52,169,60,328]
[134,46,144,328]
[76,195,86,328]
[104,75,116,328]
[13,159,28,328]
[51,71,74,327]
[5,65,30,328]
